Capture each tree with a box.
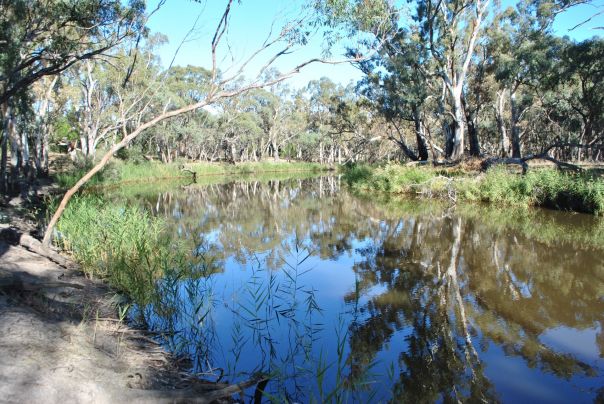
[0,0,146,105]
[41,0,378,246]
[0,0,147,192]
[359,29,433,161]
[415,0,492,159]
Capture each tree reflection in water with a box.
[121,176,604,402]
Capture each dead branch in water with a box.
[117,374,269,403]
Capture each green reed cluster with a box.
[53,196,187,305]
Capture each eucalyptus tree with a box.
[148,64,214,162]
[43,0,386,245]
[414,0,492,159]
[30,75,60,176]
[358,29,434,161]
[0,0,147,192]
[306,78,349,163]
[486,6,556,158]
[251,77,304,162]
[57,34,166,159]
[553,38,604,160]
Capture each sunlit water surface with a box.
[120,175,604,402]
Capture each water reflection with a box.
[123,176,604,402]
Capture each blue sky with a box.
[146,0,604,89]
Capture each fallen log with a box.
[0,227,74,269]
[481,154,582,174]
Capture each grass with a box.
[55,160,329,189]
[341,163,604,215]
[52,196,193,305]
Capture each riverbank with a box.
[55,159,329,190]
[341,163,604,215]
[0,175,263,402]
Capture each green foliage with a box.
[52,116,79,142]
[341,163,374,185]
[54,196,186,305]
[342,164,604,215]
[0,0,145,104]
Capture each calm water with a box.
[124,175,604,402]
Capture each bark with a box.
[437,0,490,160]
[462,94,480,157]
[0,103,9,193]
[495,90,510,157]
[444,120,455,158]
[390,123,419,161]
[510,91,521,158]
[271,139,280,161]
[450,91,466,160]
[8,111,21,190]
[319,141,324,164]
[34,75,59,176]
[413,107,429,161]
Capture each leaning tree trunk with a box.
[42,97,216,247]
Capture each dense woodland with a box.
[1,0,603,195]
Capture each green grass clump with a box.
[341,164,604,215]
[54,196,186,304]
[477,167,537,206]
[342,164,437,193]
[476,167,604,214]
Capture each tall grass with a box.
[53,196,188,305]
[342,164,604,215]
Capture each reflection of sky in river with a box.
[127,176,604,402]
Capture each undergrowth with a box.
[342,164,604,215]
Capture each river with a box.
[117,174,604,402]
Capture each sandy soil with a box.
[0,228,194,403]
[0,175,257,403]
